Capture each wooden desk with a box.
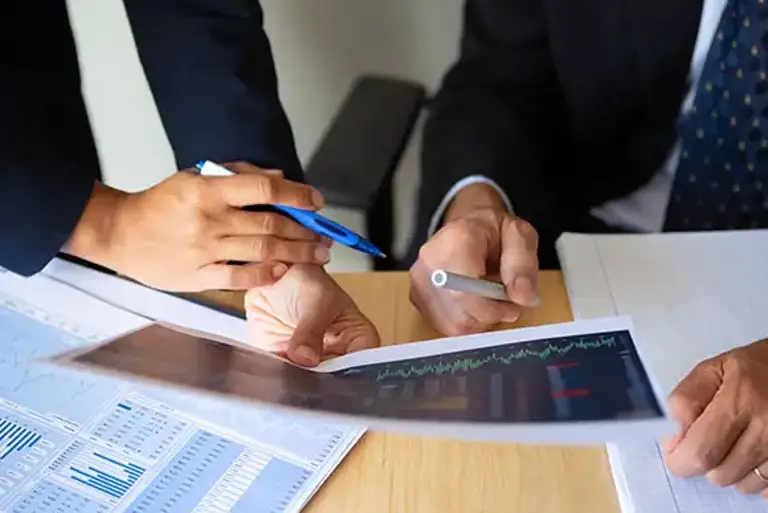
[199,271,620,513]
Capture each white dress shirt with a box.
[429,0,728,236]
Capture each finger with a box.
[216,236,331,265]
[708,421,768,487]
[197,262,288,290]
[665,387,747,477]
[346,327,381,352]
[214,171,324,210]
[455,293,522,326]
[223,161,284,177]
[225,209,321,241]
[665,359,723,451]
[324,321,381,356]
[499,217,540,307]
[287,292,338,367]
[736,460,768,495]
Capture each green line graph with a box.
[374,334,619,382]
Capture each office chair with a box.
[304,74,428,271]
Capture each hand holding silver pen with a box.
[408,204,540,335]
[431,269,541,306]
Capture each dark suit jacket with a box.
[0,0,301,276]
[411,0,703,268]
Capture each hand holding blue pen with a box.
[196,160,386,258]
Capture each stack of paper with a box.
[0,261,363,513]
[557,231,768,513]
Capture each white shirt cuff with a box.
[427,175,514,237]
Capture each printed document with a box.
[0,267,361,513]
[557,231,768,513]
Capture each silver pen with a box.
[430,269,512,302]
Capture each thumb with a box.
[287,294,336,367]
[499,217,540,306]
[664,359,723,452]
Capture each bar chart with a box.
[49,439,146,503]
[0,420,44,461]
[0,411,63,501]
[68,451,146,500]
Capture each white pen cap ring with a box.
[431,269,448,287]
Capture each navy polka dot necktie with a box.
[664,0,768,231]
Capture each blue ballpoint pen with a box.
[195,160,386,258]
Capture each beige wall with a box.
[67,0,464,268]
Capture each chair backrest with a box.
[305,74,428,211]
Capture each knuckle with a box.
[252,175,275,201]
[260,213,280,235]
[249,237,270,260]
[296,184,314,206]
[691,450,719,473]
[506,217,539,249]
[184,177,210,209]
[187,214,209,240]
[429,222,475,252]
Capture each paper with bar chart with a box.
[53,313,671,443]
[0,270,362,513]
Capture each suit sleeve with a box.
[0,2,101,277]
[414,0,566,245]
[124,0,303,181]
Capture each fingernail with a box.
[294,346,319,366]
[315,246,330,263]
[311,188,324,209]
[513,276,540,306]
[272,263,288,279]
[502,311,521,324]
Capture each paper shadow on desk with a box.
[45,322,672,444]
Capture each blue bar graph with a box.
[0,410,63,502]
[0,421,46,461]
[66,449,146,501]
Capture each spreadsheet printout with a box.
[0,269,362,513]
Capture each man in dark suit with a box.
[409,0,768,497]
[0,0,379,366]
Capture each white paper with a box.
[557,231,768,513]
[0,267,362,513]
[42,258,247,343]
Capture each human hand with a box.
[73,162,332,291]
[409,184,540,336]
[245,264,380,366]
[662,339,768,496]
